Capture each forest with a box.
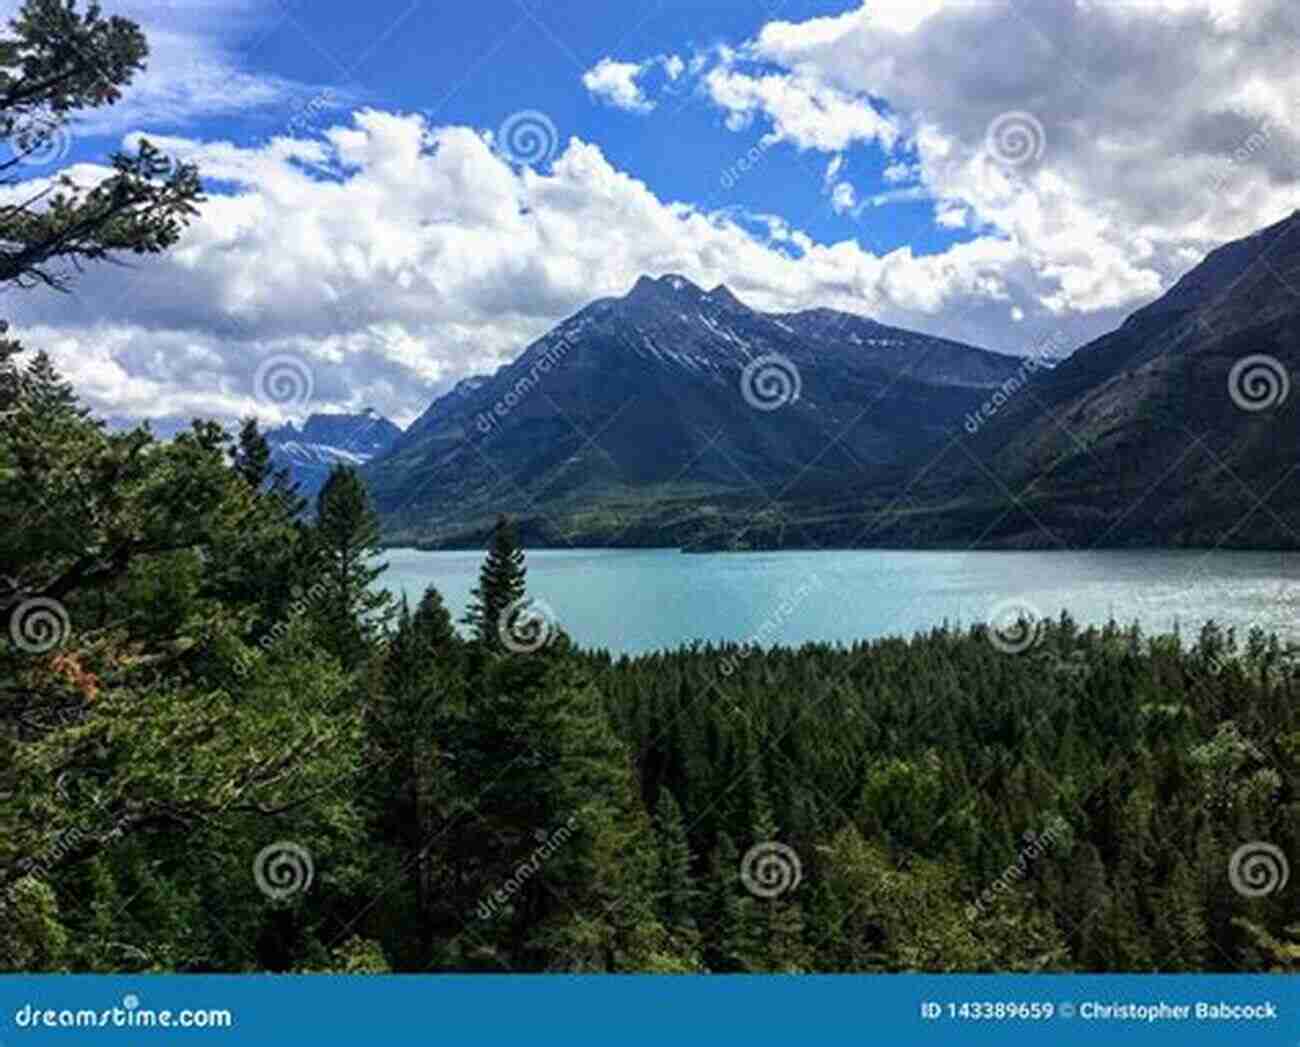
[2,348,1298,972]
[1,0,1297,976]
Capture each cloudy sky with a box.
[4,0,1299,431]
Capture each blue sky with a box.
[7,0,1300,430]
[64,0,945,254]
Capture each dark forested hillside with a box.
[689,214,1300,552]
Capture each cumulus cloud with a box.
[6,111,1041,432]
[582,54,685,114]
[593,0,1300,324]
[729,0,1300,314]
[703,66,898,152]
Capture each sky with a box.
[4,0,1300,431]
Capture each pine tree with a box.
[653,789,699,945]
[1153,855,1208,970]
[369,584,463,967]
[748,790,808,972]
[234,417,272,491]
[310,465,393,667]
[462,515,527,647]
[704,832,757,971]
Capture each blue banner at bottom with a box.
[0,975,1294,1044]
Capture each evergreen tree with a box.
[368,584,463,967]
[652,789,699,950]
[310,465,393,667]
[0,2,203,292]
[703,833,757,972]
[234,416,272,491]
[747,795,808,972]
[1153,855,1208,971]
[462,515,527,647]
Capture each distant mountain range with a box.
[341,212,1297,551]
[362,273,1030,546]
[265,409,403,503]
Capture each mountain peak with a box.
[625,273,706,302]
[707,283,747,310]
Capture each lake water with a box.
[379,548,1300,654]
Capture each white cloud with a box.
[7,111,1040,431]
[582,58,656,114]
[829,182,857,214]
[582,54,686,114]
[49,1,336,138]
[703,67,898,153]
[729,0,1300,316]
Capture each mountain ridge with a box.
[365,273,1030,546]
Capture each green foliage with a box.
[0,2,203,291]
[309,465,394,667]
[461,514,526,647]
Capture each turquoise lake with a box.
[378,548,1300,654]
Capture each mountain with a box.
[724,211,1300,550]
[266,409,403,504]
[364,274,1027,546]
